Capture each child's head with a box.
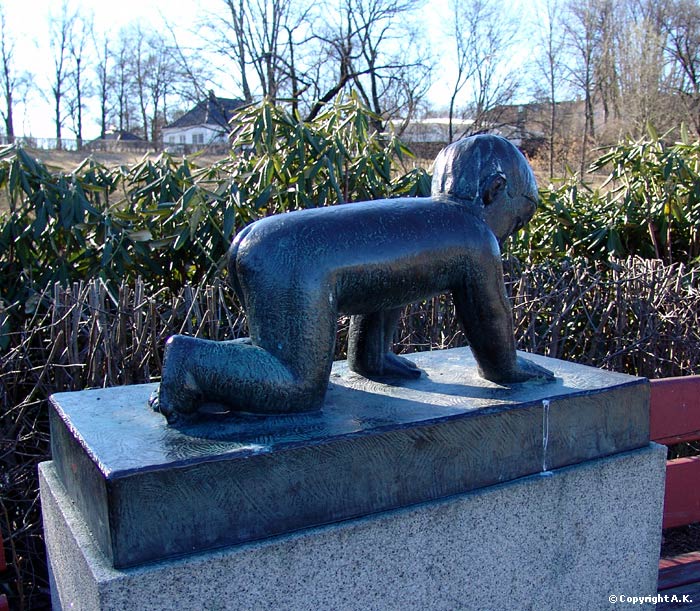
[431,135,539,244]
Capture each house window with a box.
[179,135,186,144]
[192,133,204,145]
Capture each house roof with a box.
[101,129,145,141]
[165,91,246,131]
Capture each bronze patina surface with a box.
[153,135,553,422]
[49,348,648,568]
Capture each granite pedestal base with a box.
[41,444,666,611]
[41,348,665,609]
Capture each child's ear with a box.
[482,174,507,206]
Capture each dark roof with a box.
[166,91,246,130]
[101,130,145,141]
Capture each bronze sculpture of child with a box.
[152,134,553,422]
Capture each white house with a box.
[162,91,246,152]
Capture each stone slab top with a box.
[51,347,645,479]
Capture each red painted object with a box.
[659,552,700,590]
[650,376,700,588]
[650,377,700,445]
[663,456,700,529]
[649,377,700,529]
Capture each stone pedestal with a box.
[41,348,666,610]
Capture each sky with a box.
[3,0,514,140]
[5,0,205,138]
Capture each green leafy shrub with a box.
[509,177,624,262]
[0,95,430,336]
[590,125,700,263]
[512,126,700,266]
[219,94,431,212]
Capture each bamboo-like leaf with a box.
[127,229,153,242]
[223,205,235,239]
[173,227,190,250]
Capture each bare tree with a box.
[92,20,202,143]
[531,0,568,177]
[129,26,180,141]
[593,0,620,126]
[446,0,476,142]
[212,0,253,102]
[663,0,700,135]
[49,2,75,149]
[0,7,21,143]
[162,20,214,108]
[615,6,670,136]
[109,28,139,134]
[446,0,521,140]
[200,0,305,103]
[249,0,286,100]
[309,0,430,126]
[133,27,151,140]
[281,18,315,116]
[350,0,430,127]
[564,0,600,175]
[199,0,429,126]
[94,32,111,139]
[66,11,93,148]
[560,0,674,159]
[146,38,177,143]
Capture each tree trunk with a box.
[75,57,83,149]
[55,92,62,150]
[3,90,13,143]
